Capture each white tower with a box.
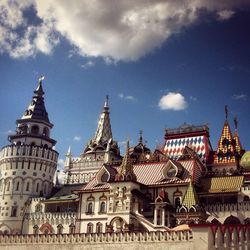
[0,77,58,234]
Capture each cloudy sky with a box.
[0,0,250,169]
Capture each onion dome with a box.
[240,151,250,170]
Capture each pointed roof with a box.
[93,95,112,144]
[115,138,136,182]
[214,106,236,164]
[181,181,200,209]
[20,77,50,124]
[233,117,243,156]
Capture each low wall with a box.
[0,231,194,250]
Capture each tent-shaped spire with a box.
[181,181,200,210]
[115,138,136,181]
[21,76,50,124]
[214,106,236,164]
[93,95,113,144]
[233,117,244,156]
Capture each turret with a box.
[0,77,58,234]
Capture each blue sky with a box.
[0,1,250,168]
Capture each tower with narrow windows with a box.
[0,77,58,234]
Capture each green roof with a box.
[240,151,250,169]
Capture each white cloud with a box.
[73,136,81,141]
[80,60,95,69]
[190,96,197,101]
[158,92,188,111]
[0,0,249,60]
[232,94,247,100]
[57,158,64,170]
[118,93,135,101]
[217,10,235,21]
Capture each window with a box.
[99,201,106,213]
[11,206,17,217]
[175,197,181,208]
[87,223,93,234]
[43,127,49,137]
[31,125,39,135]
[33,225,39,235]
[87,202,94,214]
[43,184,47,196]
[26,182,30,191]
[57,224,63,234]
[36,183,39,192]
[96,223,103,233]
[16,181,19,191]
[35,204,42,213]
[6,182,10,191]
[69,223,75,234]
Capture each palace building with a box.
[0,78,250,249]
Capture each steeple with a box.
[233,117,243,155]
[93,95,113,144]
[181,181,200,210]
[21,76,50,124]
[115,138,136,182]
[214,106,236,164]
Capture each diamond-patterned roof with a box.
[214,120,236,164]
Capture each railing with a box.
[0,230,192,244]
[25,212,76,220]
[204,201,250,213]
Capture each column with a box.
[161,208,165,226]
[154,207,157,225]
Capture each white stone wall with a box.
[0,145,58,234]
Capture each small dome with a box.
[240,151,250,169]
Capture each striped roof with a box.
[200,175,244,193]
[82,159,201,191]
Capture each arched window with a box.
[6,181,10,191]
[96,223,103,233]
[57,224,63,234]
[35,204,42,213]
[42,127,49,137]
[87,223,93,234]
[43,184,47,196]
[175,197,181,208]
[99,201,106,213]
[86,196,95,214]
[16,181,19,191]
[11,206,18,217]
[69,223,75,234]
[33,225,39,235]
[87,202,93,214]
[26,182,30,191]
[31,125,39,135]
[36,183,40,193]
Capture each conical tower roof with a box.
[21,76,50,124]
[116,138,136,182]
[214,106,236,164]
[181,181,200,209]
[93,95,112,144]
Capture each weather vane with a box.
[234,116,238,129]
[225,105,228,120]
[39,75,45,83]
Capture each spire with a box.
[93,96,113,144]
[138,130,143,144]
[214,106,236,164]
[225,105,228,120]
[21,76,50,124]
[181,181,200,210]
[115,137,136,182]
[65,146,72,168]
[233,117,244,156]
